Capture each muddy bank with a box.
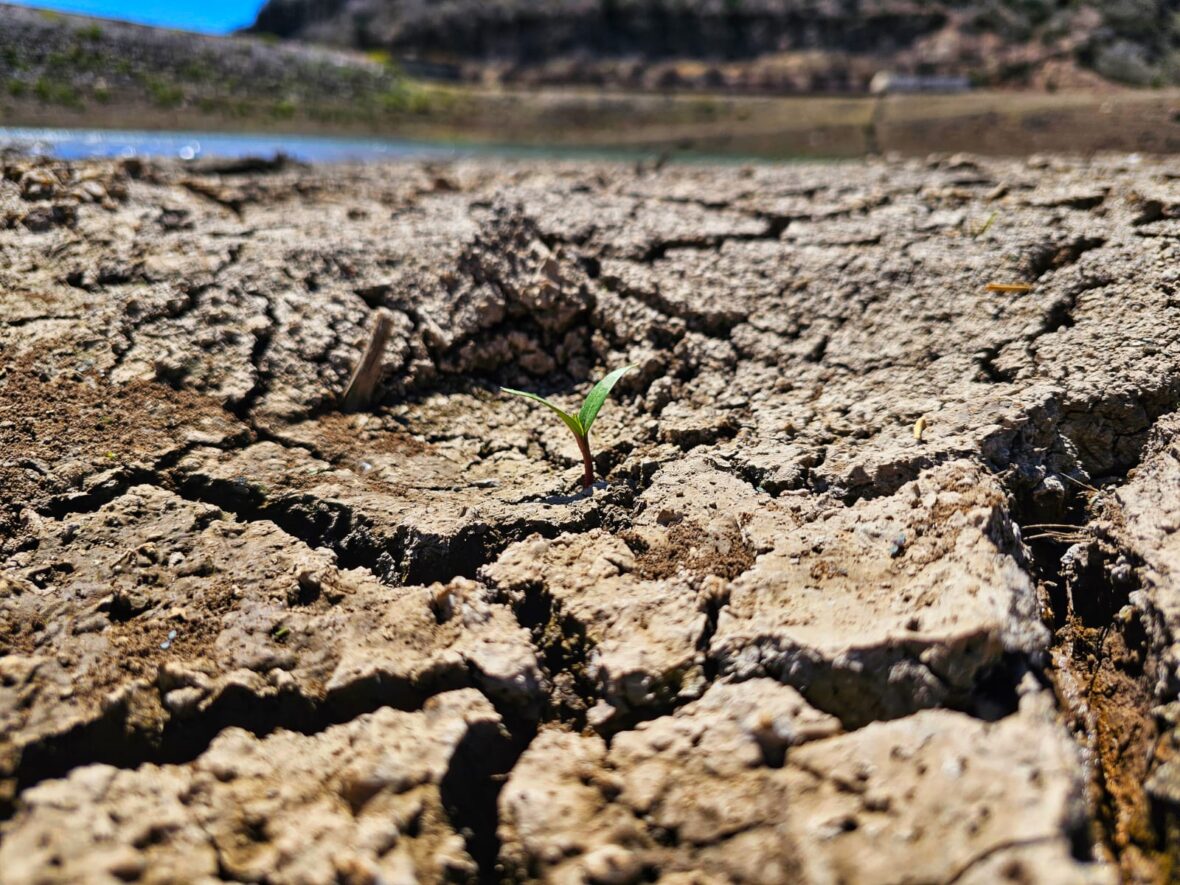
[8,88,1180,160]
[1,152,1180,882]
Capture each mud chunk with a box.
[784,706,1113,884]
[0,690,499,884]
[499,680,828,882]
[711,461,1048,726]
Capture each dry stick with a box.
[1024,532,1088,543]
[1061,473,1101,493]
[341,308,394,413]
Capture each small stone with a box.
[586,700,618,731]
[1147,761,1180,805]
[582,845,641,884]
[164,686,207,716]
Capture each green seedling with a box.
[502,365,635,490]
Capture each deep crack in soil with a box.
[1004,417,1180,882]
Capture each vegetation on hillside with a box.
[247,0,1180,90]
[0,4,439,125]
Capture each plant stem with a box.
[575,432,595,490]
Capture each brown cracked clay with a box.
[3,152,1180,882]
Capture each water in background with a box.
[0,127,473,162]
[0,127,766,164]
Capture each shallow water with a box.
[0,127,479,162]
[0,126,661,163]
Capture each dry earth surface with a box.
[1,150,1180,882]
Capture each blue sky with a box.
[7,1,267,33]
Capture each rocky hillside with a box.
[249,0,1180,91]
[0,3,425,127]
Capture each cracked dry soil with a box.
[2,151,1180,883]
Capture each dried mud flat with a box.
[2,151,1180,884]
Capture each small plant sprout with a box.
[502,365,636,490]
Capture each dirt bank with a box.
[1,152,1180,882]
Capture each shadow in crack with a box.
[439,713,536,885]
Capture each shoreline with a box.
[2,86,1179,159]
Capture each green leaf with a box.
[501,387,585,439]
[577,365,635,436]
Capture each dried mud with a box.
[2,151,1180,883]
